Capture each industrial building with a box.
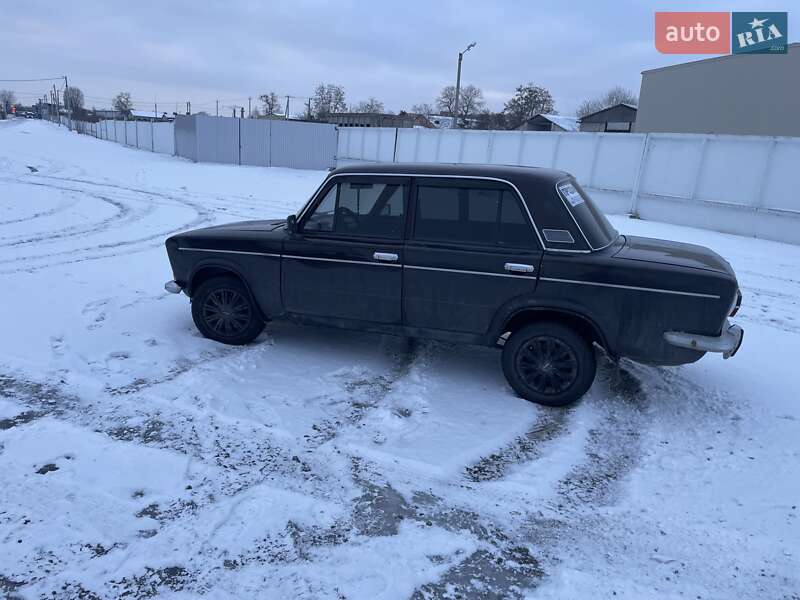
[635,42,800,136]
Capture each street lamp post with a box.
[453,42,476,129]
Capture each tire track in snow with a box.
[0,178,213,273]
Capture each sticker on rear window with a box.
[558,182,584,208]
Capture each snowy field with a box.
[1,119,798,599]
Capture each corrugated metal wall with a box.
[174,116,197,161]
[270,120,337,170]
[239,118,271,166]
[174,114,336,170]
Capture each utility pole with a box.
[232,107,235,118]
[306,98,311,120]
[285,95,290,119]
[63,75,71,130]
[216,99,219,116]
[248,97,251,118]
[453,42,476,129]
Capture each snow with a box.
[1,120,798,599]
[537,113,579,132]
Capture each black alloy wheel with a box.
[502,321,597,407]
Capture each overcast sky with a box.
[3,0,797,116]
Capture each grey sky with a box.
[3,0,797,116]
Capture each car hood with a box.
[193,219,287,233]
[613,235,734,275]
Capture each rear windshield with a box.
[556,180,618,250]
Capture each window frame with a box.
[408,177,541,251]
[297,175,410,241]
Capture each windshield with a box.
[556,179,618,250]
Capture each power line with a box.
[0,76,65,82]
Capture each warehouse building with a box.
[635,42,800,137]
[578,103,638,133]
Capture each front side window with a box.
[413,183,536,248]
[302,179,406,238]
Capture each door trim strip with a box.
[283,254,402,267]
[539,276,720,299]
[178,247,280,258]
[404,264,536,280]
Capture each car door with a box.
[282,175,409,325]
[403,177,543,335]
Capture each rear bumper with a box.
[663,319,744,359]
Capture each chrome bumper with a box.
[664,319,744,359]
[164,280,183,294]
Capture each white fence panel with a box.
[762,139,800,212]
[336,126,800,245]
[153,122,175,155]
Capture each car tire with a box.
[502,321,596,407]
[191,276,264,345]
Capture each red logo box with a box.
[655,12,731,54]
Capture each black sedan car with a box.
[164,163,743,406]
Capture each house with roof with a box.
[515,113,579,132]
[578,103,638,133]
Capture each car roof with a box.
[331,162,569,185]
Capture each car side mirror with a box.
[286,214,297,233]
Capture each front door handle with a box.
[373,252,399,262]
[504,262,535,273]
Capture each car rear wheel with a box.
[191,276,264,345]
[502,322,596,407]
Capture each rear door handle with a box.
[373,252,399,262]
[504,262,535,273]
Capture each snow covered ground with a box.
[1,119,798,599]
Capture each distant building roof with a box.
[130,109,172,120]
[579,103,638,122]
[537,113,579,132]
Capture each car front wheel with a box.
[502,322,596,407]
[191,276,265,345]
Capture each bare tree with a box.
[311,83,347,120]
[411,102,435,116]
[473,110,509,130]
[63,86,84,111]
[112,92,133,115]
[502,83,555,129]
[0,89,16,113]
[577,85,638,117]
[351,97,384,113]
[436,85,485,122]
[259,92,281,117]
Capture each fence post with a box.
[753,138,777,210]
[516,131,527,166]
[689,137,709,202]
[392,128,399,162]
[588,135,602,187]
[629,134,650,215]
[114,119,118,143]
[151,119,155,152]
[457,130,466,163]
[551,134,563,168]
[135,120,139,148]
[486,131,496,163]
[238,117,242,165]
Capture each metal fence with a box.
[337,127,800,245]
[85,118,176,155]
[174,114,337,170]
[65,114,338,170]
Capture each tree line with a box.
[3,81,637,130]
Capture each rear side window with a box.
[302,179,406,238]
[413,184,536,248]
